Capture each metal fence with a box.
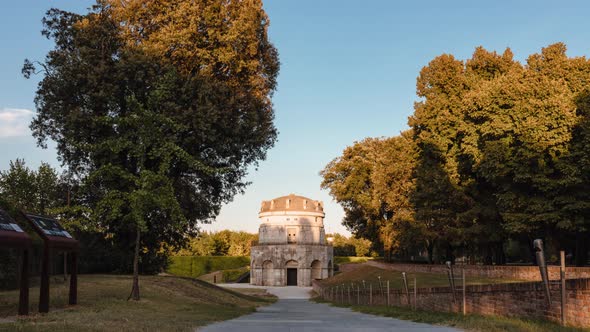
[317,263,467,314]
[319,250,570,327]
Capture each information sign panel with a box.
[0,209,24,233]
[27,214,72,238]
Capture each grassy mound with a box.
[318,264,524,288]
[0,274,273,331]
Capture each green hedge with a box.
[167,256,250,278]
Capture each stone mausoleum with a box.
[250,194,333,286]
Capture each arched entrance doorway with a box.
[262,260,273,286]
[285,260,298,286]
[311,260,322,280]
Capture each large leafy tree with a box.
[323,43,590,265]
[453,47,517,264]
[567,89,590,264]
[320,137,383,246]
[409,54,471,263]
[369,131,418,261]
[320,133,419,260]
[462,44,590,264]
[25,1,279,299]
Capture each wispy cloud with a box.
[0,108,34,137]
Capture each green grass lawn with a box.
[312,298,588,332]
[0,274,274,331]
[318,264,525,289]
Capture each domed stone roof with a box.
[260,194,323,213]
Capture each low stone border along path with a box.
[198,284,461,332]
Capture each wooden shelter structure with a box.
[0,208,32,315]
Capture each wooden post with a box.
[357,285,360,305]
[39,244,50,313]
[18,249,29,316]
[63,252,67,282]
[369,284,372,306]
[69,252,78,305]
[341,284,344,303]
[462,268,466,315]
[348,285,351,304]
[402,272,410,305]
[386,280,390,306]
[561,251,566,326]
[413,277,417,310]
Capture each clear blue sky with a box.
[1,1,589,235]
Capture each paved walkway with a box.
[198,284,461,332]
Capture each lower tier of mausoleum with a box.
[250,244,333,286]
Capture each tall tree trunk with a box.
[445,243,455,264]
[575,233,589,267]
[426,241,435,264]
[128,226,141,301]
[493,242,506,265]
[500,242,506,265]
[483,244,493,265]
[64,187,70,281]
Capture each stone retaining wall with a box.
[313,272,590,327]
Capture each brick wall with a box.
[366,261,590,281]
[313,277,590,328]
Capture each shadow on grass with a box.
[179,277,277,304]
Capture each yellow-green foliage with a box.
[175,230,258,256]
[168,256,250,278]
[334,256,372,265]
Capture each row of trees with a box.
[18,0,280,299]
[328,233,373,257]
[172,231,373,257]
[175,230,258,257]
[0,159,65,216]
[322,44,590,266]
